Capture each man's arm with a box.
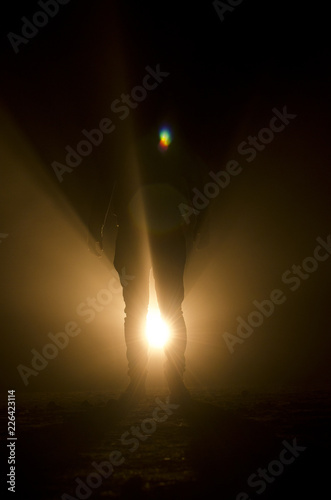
[87,172,116,256]
[185,152,212,250]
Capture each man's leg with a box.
[122,267,150,385]
[114,221,150,401]
[150,229,190,402]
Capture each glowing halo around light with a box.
[158,127,172,151]
[145,308,170,348]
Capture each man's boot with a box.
[119,370,147,408]
[164,355,191,405]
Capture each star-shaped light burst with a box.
[145,308,170,348]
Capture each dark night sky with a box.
[0,0,330,393]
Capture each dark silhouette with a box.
[88,102,207,406]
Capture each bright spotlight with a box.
[145,308,170,348]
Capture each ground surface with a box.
[1,388,330,499]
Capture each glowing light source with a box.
[145,308,170,348]
[158,127,172,151]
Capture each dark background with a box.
[0,0,330,394]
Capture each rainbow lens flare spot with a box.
[158,127,172,151]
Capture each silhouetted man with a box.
[88,106,206,406]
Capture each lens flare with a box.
[158,127,172,151]
[145,308,170,348]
